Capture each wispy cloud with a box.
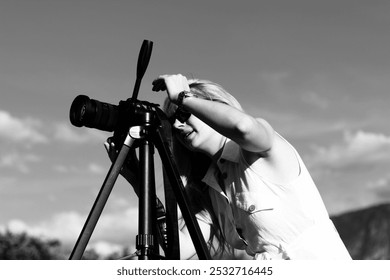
[307,130,390,169]
[88,241,124,257]
[52,162,107,175]
[0,151,41,173]
[0,110,48,144]
[367,177,390,190]
[0,109,106,145]
[257,70,291,100]
[87,163,106,174]
[53,122,106,144]
[366,176,390,201]
[300,90,329,109]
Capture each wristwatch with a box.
[176,90,197,106]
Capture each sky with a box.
[1,0,390,257]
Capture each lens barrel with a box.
[69,95,119,132]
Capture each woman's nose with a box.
[172,119,185,129]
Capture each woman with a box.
[107,74,351,260]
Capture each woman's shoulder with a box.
[241,132,301,185]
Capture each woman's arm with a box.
[152,74,275,153]
[182,97,274,153]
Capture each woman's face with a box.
[172,114,223,156]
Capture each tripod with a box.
[68,40,211,260]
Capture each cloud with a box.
[0,110,106,145]
[259,71,290,85]
[87,163,106,174]
[366,177,390,200]
[257,71,291,101]
[0,110,48,144]
[52,165,71,173]
[0,215,126,257]
[300,91,329,109]
[0,212,86,244]
[258,108,349,139]
[367,177,389,190]
[88,241,124,257]
[0,151,41,173]
[0,207,139,250]
[53,122,106,144]
[52,162,107,175]
[307,130,390,169]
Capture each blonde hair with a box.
[163,79,243,116]
[163,79,242,258]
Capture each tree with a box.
[0,231,61,260]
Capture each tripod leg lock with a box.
[136,234,154,249]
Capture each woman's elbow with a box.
[235,117,274,152]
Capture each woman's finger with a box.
[152,78,166,92]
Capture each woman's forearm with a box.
[181,96,274,152]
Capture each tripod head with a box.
[69,40,155,146]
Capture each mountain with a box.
[331,203,390,260]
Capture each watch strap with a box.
[177,91,197,106]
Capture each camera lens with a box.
[69,95,119,132]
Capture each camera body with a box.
[70,95,159,147]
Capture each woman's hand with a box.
[104,137,140,195]
[152,74,191,104]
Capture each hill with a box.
[331,203,390,260]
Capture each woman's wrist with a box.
[176,90,198,106]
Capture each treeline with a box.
[0,231,131,260]
[0,231,62,259]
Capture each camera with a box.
[70,93,167,154]
[69,95,120,132]
[69,95,160,147]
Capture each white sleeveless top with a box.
[202,135,351,260]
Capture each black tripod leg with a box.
[162,169,180,259]
[154,126,211,260]
[136,139,158,259]
[69,135,136,260]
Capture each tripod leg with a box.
[162,169,180,259]
[154,124,211,260]
[136,140,158,260]
[69,135,135,260]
